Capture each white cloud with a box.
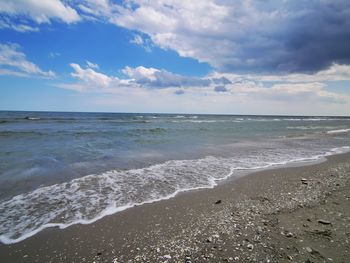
[122,66,159,82]
[48,52,60,58]
[130,34,152,52]
[0,0,80,24]
[209,63,350,85]
[86,60,99,69]
[88,84,350,116]
[107,1,275,69]
[259,64,350,82]
[70,63,113,88]
[130,35,143,46]
[0,68,28,77]
[0,43,55,78]
[62,63,133,92]
[122,66,211,87]
[0,18,39,32]
[65,64,209,91]
[77,0,113,18]
[110,1,230,68]
[53,62,350,115]
[1,1,349,76]
[106,0,350,73]
[235,82,347,104]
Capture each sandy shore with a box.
[0,153,349,262]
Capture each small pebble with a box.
[285,232,293,237]
[247,244,254,250]
[305,247,313,253]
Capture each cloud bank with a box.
[58,62,350,111]
[60,62,350,115]
[2,1,350,74]
[110,0,350,73]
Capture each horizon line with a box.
[0,109,349,118]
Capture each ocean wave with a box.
[24,117,41,120]
[170,119,242,123]
[0,145,349,244]
[327,128,350,134]
[286,126,340,130]
[172,117,350,123]
[248,118,350,122]
[130,128,167,134]
[0,130,44,137]
[1,116,348,125]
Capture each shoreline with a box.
[0,152,349,262]
[1,146,348,245]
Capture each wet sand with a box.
[0,153,349,262]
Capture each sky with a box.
[0,0,350,115]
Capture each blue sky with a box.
[0,0,350,115]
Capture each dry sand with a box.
[0,153,349,263]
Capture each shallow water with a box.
[0,111,349,243]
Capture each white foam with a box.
[168,117,350,124]
[1,146,349,244]
[171,119,242,123]
[327,128,350,134]
[250,118,349,122]
[287,126,339,130]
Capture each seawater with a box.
[0,111,350,244]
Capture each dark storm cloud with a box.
[123,66,211,88]
[4,0,349,74]
[149,70,211,88]
[212,77,232,85]
[112,0,350,74]
[276,0,350,72]
[174,89,185,95]
[214,86,227,92]
[220,0,350,73]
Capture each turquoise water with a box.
[0,111,349,243]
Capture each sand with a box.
[0,153,349,262]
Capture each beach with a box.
[1,1,350,261]
[1,152,349,262]
[1,0,350,262]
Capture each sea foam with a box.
[327,128,350,134]
[0,146,349,244]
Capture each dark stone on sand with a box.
[215,200,222,204]
[97,252,102,256]
[301,178,308,185]
[317,219,331,225]
[285,232,293,237]
[307,229,332,238]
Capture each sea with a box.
[0,111,349,244]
